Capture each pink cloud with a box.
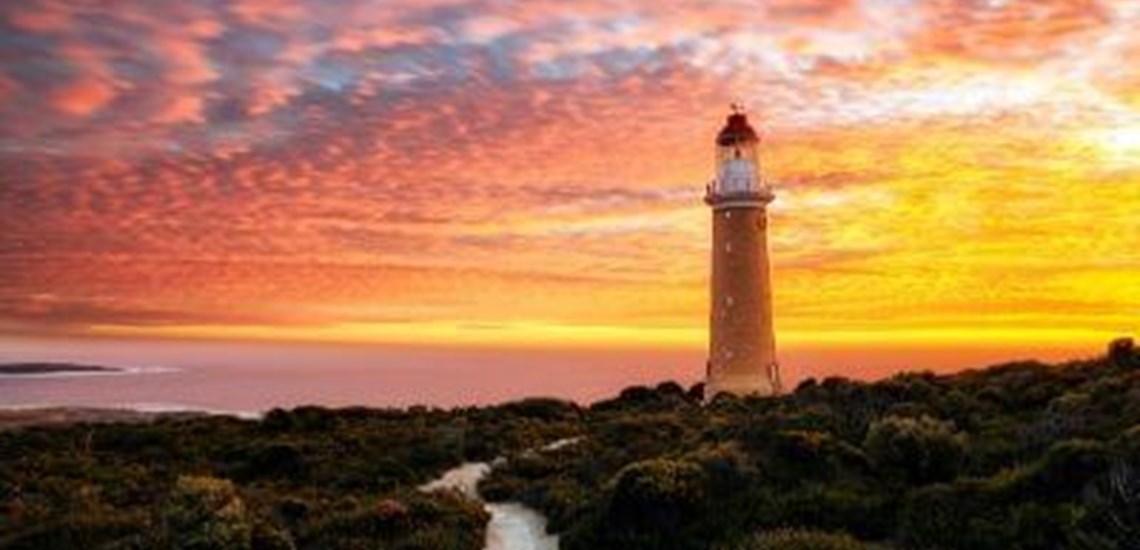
[6,5,71,33]
[916,0,1112,63]
[153,94,205,124]
[0,74,19,101]
[50,77,116,116]
[226,0,306,27]
[154,37,219,86]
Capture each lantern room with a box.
[706,106,772,204]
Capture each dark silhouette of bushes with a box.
[486,343,1140,549]
[162,475,254,550]
[863,415,964,485]
[0,512,149,550]
[1108,337,1136,367]
[297,491,486,550]
[0,396,580,550]
[608,458,706,530]
[715,529,886,550]
[578,458,711,550]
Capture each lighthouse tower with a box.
[704,106,781,399]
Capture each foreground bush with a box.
[608,458,706,530]
[298,491,487,550]
[716,528,885,550]
[863,415,964,484]
[163,475,253,550]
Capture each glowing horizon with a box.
[1,0,1138,354]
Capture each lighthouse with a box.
[704,106,781,399]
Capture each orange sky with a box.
[0,0,1137,358]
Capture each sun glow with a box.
[1094,125,1140,161]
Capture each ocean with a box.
[0,336,1096,415]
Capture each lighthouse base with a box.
[706,365,780,401]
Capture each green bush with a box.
[864,415,964,484]
[574,458,710,549]
[0,512,149,550]
[607,458,706,530]
[299,492,487,550]
[715,528,885,550]
[1015,439,1110,500]
[163,476,253,550]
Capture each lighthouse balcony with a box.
[704,183,774,207]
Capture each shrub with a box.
[864,415,964,484]
[686,443,754,497]
[772,485,894,541]
[687,382,706,402]
[277,497,310,526]
[607,458,707,531]
[230,442,307,482]
[768,431,868,482]
[716,528,885,550]
[0,512,149,550]
[299,492,486,550]
[499,398,580,421]
[897,481,983,549]
[593,384,693,412]
[1011,439,1110,501]
[163,476,253,550]
[576,458,713,549]
[1108,337,1136,367]
[250,520,295,550]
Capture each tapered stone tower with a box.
[704,106,781,399]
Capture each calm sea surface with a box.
[0,337,1095,415]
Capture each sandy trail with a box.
[421,440,580,550]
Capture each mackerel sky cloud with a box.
[1,0,1138,348]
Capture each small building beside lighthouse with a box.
[704,106,781,399]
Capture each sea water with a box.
[0,336,1090,414]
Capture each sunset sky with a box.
[1,0,1138,361]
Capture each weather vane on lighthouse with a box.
[704,105,781,399]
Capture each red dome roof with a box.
[716,112,759,146]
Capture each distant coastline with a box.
[0,362,178,379]
[0,362,123,375]
[0,362,253,428]
[0,402,262,431]
[0,406,203,431]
